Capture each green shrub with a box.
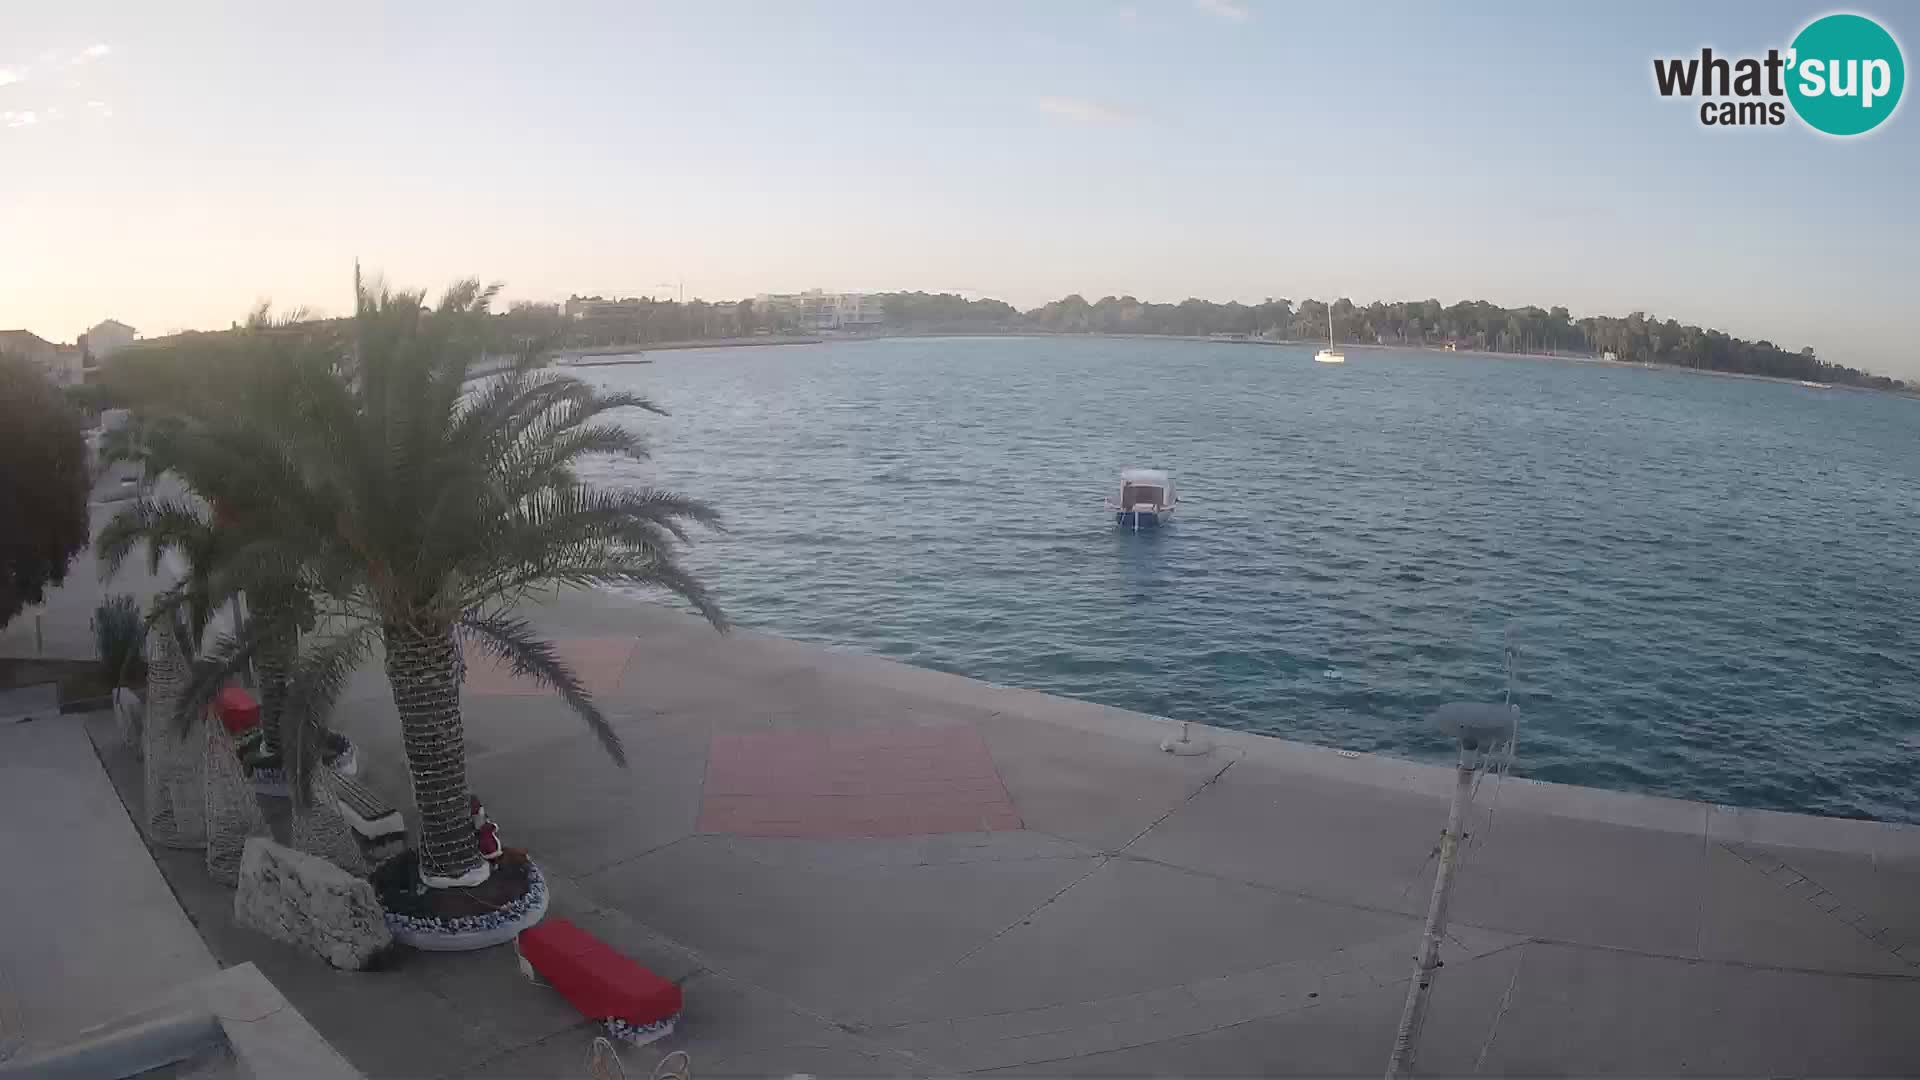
[1,351,91,625]
[94,593,147,688]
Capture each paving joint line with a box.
[1116,751,1243,854]
[1516,929,1920,981]
[569,831,700,881]
[867,755,1243,1027]
[1716,841,1917,969]
[1472,942,1528,1073]
[1108,849,1429,926]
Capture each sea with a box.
[577,336,1920,823]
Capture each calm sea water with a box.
[578,337,1920,822]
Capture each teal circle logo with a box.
[1787,14,1904,136]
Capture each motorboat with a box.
[1107,469,1177,529]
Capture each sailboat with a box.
[1314,308,1345,364]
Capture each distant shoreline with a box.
[833,331,1905,396]
[583,329,1908,399]
[555,335,824,360]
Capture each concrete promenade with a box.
[0,718,219,1056]
[148,585,1915,1077]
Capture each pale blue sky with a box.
[2,2,1914,373]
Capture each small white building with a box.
[84,319,138,361]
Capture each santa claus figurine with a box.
[470,795,504,862]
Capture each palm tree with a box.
[239,279,725,902]
[98,321,339,778]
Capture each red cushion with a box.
[214,686,261,735]
[518,917,682,1026]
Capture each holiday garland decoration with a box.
[374,795,548,949]
[383,858,548,940]
[603,1016,677,1046]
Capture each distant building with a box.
[563,296,653,320]
[831,292,885,329]
[48,344,82,385]
[753,290,885,331]
[0,329,56,365]
[82,319,137,362]
[0,329,83,386]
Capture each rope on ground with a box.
[584,1036,626,1079]
[583,1040,693,1080]
[649,1049,691,1080]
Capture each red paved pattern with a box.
[461,637,637,697]
[699,724,1024,837]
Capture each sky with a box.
[2,1,1915,374]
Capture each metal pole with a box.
[1385,742,1478,1079]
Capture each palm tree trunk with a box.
[384,622,485,887]
[255,616,291,757]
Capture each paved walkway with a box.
[184,586,1909,1077]
[63,580,1920,1076]
[0,717,219,1057]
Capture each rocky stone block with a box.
[233,837,392,969]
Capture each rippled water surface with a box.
[578,337,1920,821]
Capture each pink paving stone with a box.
[461,637,638,697]
[698,724,1024,837]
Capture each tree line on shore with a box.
[109,288,1903,394]
[1019,294,1898,390]
[505,290,1900,391]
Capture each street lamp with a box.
[1384,650,1519,1079]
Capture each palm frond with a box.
[96,496,211,578]
[489,556,727,632]
[460,612,627,766]
[521,486,721,547]
[447,373,660,475]
[460,487,724,610]
[494,423,649,503]
[279,623,379,808]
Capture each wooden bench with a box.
[516,917,682,1045]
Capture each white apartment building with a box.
[754,290,885,331]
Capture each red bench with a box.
[517,917,682,1045]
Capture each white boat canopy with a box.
[1116,469,1175,508]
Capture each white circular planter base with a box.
[385,860,550,952]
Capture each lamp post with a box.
[654,282,685,340]
[1384,699,1518,1079]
